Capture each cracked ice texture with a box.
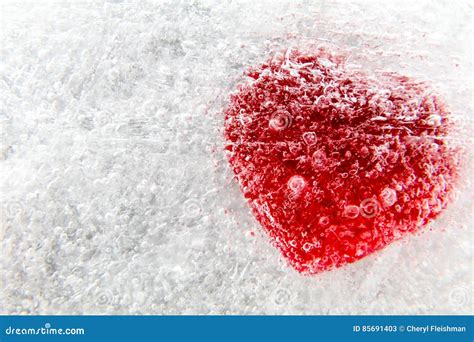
[0,0,472,314]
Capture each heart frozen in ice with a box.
[224,48,460,274]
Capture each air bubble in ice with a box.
[302,242,313,252]
[239,112,252,126]
[312,150,327,168]
[359,146,370,158]
[427,114,442,126]
[319,216,329,226]
[430,143,439,152]
[302,132,317,145]
[380,187,397,207]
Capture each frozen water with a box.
[1,0,472,314]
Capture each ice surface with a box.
[1,0,472,314]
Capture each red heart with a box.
[224,48,460,274]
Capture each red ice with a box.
[224,48,460,274]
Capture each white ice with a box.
[1,0,472,314]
